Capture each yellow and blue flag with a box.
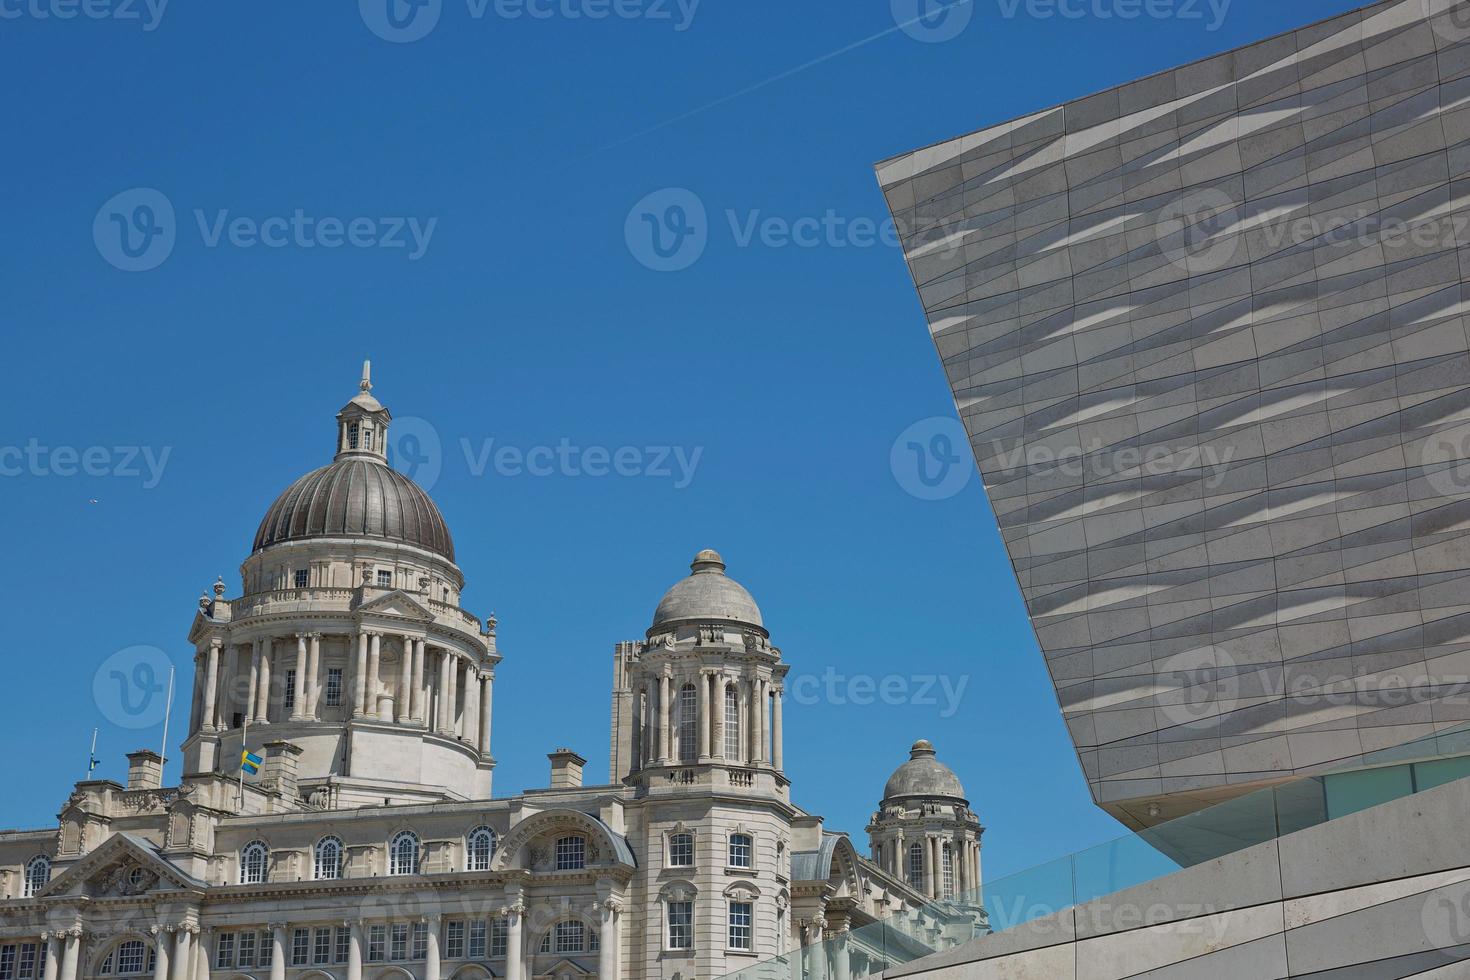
[241,750,262,776]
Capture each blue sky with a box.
[0,0,1364,879]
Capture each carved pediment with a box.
[41,833,202,899]
[534,959,593,978]
[357,590,435,623]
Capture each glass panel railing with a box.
[715,719,1470,980]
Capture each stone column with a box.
[447,657,461,736]
[748,677,761,764]
[479,674,493,756]
[292,634,308,721]
[772,683,784,771]
[269,925,286,980]
[219,645,238,730]
[307,633,322,716]
[354,630,369,717]
[802,920,825,980]
[596,901,619,980]
[202,640,221,733]
[697,669,711,761]
[760,678,771,764]
[57,930,81,980]
[712,677,725,761]
[464,668,480,744]
[246,643,261,727]
[921,836,935,899]
[735,679,748,764]
[346,921,363,980]
[194,927,211,980]
[367,633,383,720]
[437,651,452,733]
[658,673,672,764]
[423,915,442,980]
[503,901,525,980]
[256,637,273,723]
[41,934,59,980]
[169,928,191,980]
[150,926,171,980]
[398,639,414,724]
[831,927,850,980]
[411,639,426,724]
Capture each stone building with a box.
[0,366,985,980]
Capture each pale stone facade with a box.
[0,367,985,980]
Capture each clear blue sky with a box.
[0,0,1363,880]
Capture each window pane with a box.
[1324,765,1415,820]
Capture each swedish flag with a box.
[241,750,262,776]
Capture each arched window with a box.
[389,831,421,876]
[23,855,50,897]
[554,835,585,871]
[941,843,955,898]
[724,687,740,760]
[466,826,497,872]
[536,921,595,955]
[677,683,697,761]
[906,843,924,890]
[728,833,752,869]
[314,836,343,880]
[240,841,269,884]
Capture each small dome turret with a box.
[649,549,764,633]
[882,739,967,803]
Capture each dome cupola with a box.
[882,739,967,803]
[251,362,456,562]
[649,549,764,634]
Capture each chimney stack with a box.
[126,750,164,791]
[262,740,305,800]
[548,748,586,789]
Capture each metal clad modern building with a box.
[877,0,1470,830]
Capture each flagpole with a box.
[238,713,249,810]
[86,727,98,781]
[159,665,176,773]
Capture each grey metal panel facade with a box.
[876,0,1470,827]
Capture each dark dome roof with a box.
[253,457,455,562]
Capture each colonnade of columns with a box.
[630,669,783,771]
[189,630,493,757]
[877,833,980,900]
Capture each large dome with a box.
[253,457,456,563]
[650,549,763,632]
[883,740,967,802]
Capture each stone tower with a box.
[866,740,983,903]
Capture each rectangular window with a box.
[368,927,386,963]
[724,689,741,759]
[668,833,694,867]
[0,947,16,980]
[553,922,584,955]
[314,928,332,965]
[468,921,487,960]
[16,947,36,980]
[117,944,145,975]
[258,933,273,968]
[668,901,693,950]
[216,934,236,970]
[490,919,508,959]
[445,921,464,960]
[334,928,350,965]
[728,902,753,951]
[555,836,585,870]
[294,568,309,588]
[391,924,408,961]
[348,422,360,449]
[238,933,257,969]
[284,670,297,712]
[292,930,310,967]
[326,667,344,707]
[729,833,752,868]
[411,922,427,961]
[907,843,924,890]
[377,569,393,587]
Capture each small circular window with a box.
[128,868,146,889]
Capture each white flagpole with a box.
[238,714,249,809]
[86,728,98,781]
[159,665,176,773]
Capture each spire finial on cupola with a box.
[334,359,391,462]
